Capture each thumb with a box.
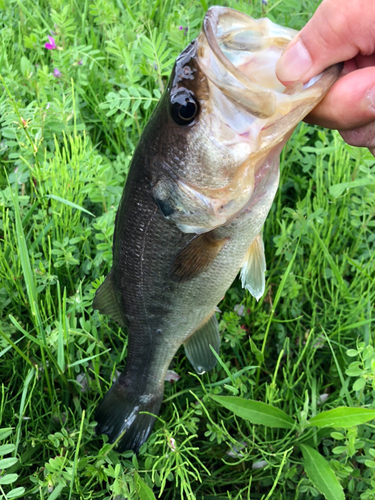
[276,0,375,84]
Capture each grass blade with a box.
[44,194,95,217]
[69,410,85,500]
[310,224,348,295]
[300,444,345,500]
[0,327,33,367]
[308,407,375,428]
[68,349,111,368]
[211,395,295,429]
[15,368,35,455]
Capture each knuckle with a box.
[340,122,375,147]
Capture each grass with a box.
[0,0,375,498]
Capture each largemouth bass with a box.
[94,6,341,453]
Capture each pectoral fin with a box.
[240,233,266,301]
[184,312,220,374]
[93,272,126,327]
[170,232,228,282]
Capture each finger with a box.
[355,54,375,69]
[305,66,375,129]
[340,122,375,148]
[276,0,375,83]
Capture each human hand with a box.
[275,0,375,151]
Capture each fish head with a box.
[153,6,342,233]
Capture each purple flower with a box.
[179,25,183,30]
[53,68,61,78]
[45,36,57,50]
[77,60,83,66]
[262,0,268,4]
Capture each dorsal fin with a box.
[184,312,220,374]
[169,232,229,282]
[240,233,266,301]
[93,272,126,327]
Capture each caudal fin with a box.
[95,381,163,453]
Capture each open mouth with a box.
[197,6,342,144]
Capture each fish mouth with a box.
[197,6,342,147]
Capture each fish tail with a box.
[95,379,163,453]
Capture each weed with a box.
[0,0,374,498]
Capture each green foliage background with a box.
[0,0,375,498]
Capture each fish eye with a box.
[170,89,199,125]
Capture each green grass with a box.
[1,0,375,498]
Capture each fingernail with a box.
[276,39,312,83]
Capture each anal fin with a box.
[93,271,126,327]
[184,312,220,374]
[170,232,228,282]
[240,233,266,301]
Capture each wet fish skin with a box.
[94,6,342,453]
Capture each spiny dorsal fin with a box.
[170,232,228,282]
[93,272,126,327]
[184,312,220,374]
[240,233,266,301]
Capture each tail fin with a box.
[95,381,163,453]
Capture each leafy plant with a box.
[0,428,25,499]
[0,0,374,498]
[211,395,375,500]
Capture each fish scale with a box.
[93,6,342,452]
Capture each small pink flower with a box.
[165,370,180,383]
[178,25,188,35]
[53,68,61,78]
[168,437,176,451]
[45,36,57,50]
